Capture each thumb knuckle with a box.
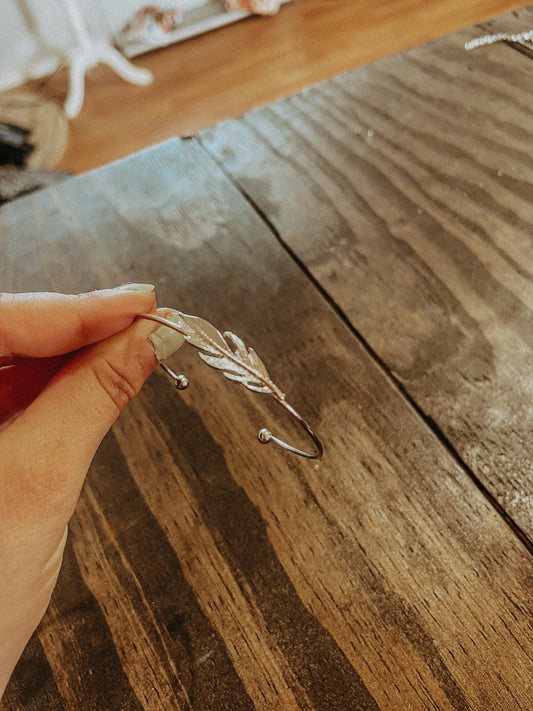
[91,356,139,412]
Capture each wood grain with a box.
[13,0,526,174]
[477,5,533,36]
[1,138,532,709]
[200,19,533,542]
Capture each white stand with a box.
[58,0,153,118]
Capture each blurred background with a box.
[0,0,525,185]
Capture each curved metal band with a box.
[137,312,323,459]
[257,398,323,459]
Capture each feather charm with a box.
[166,311,285,399]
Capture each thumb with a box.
[1,310,185,521]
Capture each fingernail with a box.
[114,283,155,293]
[149,312,186,360]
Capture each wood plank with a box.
[1,139,532,709]
[474,5,533,36]
[200,25,533,542]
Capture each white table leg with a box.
[58,0,153,118]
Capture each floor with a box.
[11,0,527,173]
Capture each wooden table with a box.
[2,9,533,710]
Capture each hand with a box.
[0,286,184,697]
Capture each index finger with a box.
[0,286,156,358]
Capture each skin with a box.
[0,287,184,698]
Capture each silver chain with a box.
[465,29,533,50]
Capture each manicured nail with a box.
[149,312,186,360]
[114,283,155,293]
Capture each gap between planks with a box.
[195,133,533,559]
